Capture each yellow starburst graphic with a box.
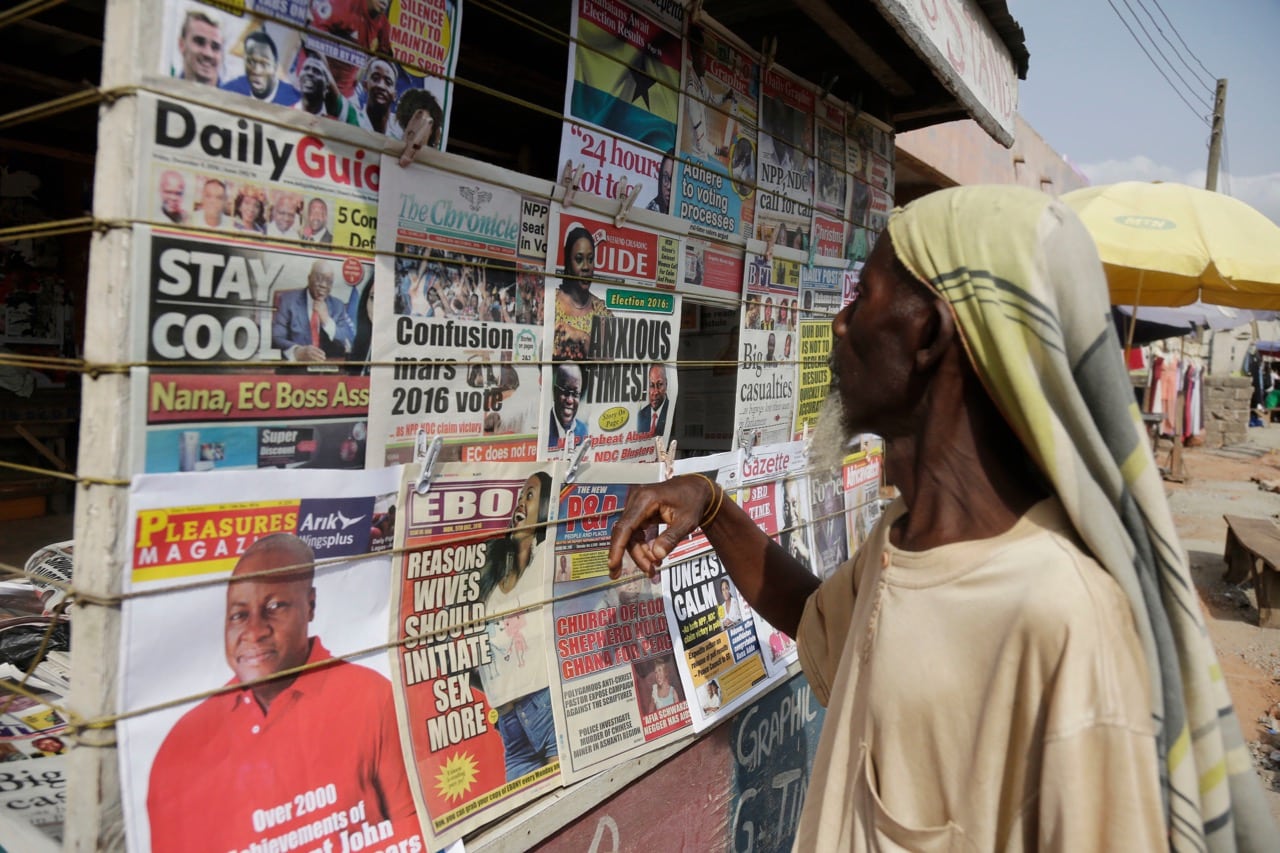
[434,752,480,803]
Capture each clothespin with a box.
[564,437,592,485]
[560,160,584,208]
[762,36,778,78]
[412,432,444,495]
[614,179,639,227]
[398,109,432,168]
[688,0,704,26]
[764,230,776,263]
[820,73,839,101]
[654,436,678,480]
[739,427,760,460]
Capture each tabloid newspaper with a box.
[158,0,459,147]
[367,158,550,466]
[133,92,382,474]
[389,462,562,845]
[793,259,845,438]
[559,0,682,211]
[739,441,809,675]
[116,467,421,853]
[547,463,691,783]
[734,250,799,448]
[755,66,815,251]
[680,234,745,303]
[131,227,374,474]
[812,97,849,260]
[808,464,850,581]
[675,18,759,241]
[662,453,779,732]
[543,208,682,464]
[844,449,884,556]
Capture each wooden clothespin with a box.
[687,0,705,26]
[560,160,585,208]
[613,178,639,227]
[654,436,679,480]
[820,72,839,101]
[564,436,593,485]
[762,36,778,78]
[398,109,432,168]
[412,432,444,495]
[739,428,760,460]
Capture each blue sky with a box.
[1007,0,1280,223]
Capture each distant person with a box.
[158,170,188,224]
[147,533,417,852]
[173,7,222,85]
[272,260,356,362]
[220,30,300,106]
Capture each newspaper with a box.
[733,250,798,448]
[548,463,691,782]
[158,0,459,146]
[389,462,561,845]
[559,0,682,210]
[543,207,681,464]
[812,97,849,259]
[674,19,759,240]
[808,464,849,581]
[663,453,777,731]
[0,754,65,848]
[739,441,809,674]
[668,304,737,452]
[367,159,550,466]
[793,259,844,438]
[117,467,419,853]
[843,449,885,555]
[132,227,373,473]
[680,234,745,302]
[755,66,815,250]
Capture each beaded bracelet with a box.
[690,473,725,529]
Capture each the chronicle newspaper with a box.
[117,467,416,853]
[368,159,550,466]
[389,462,562,846]
[547,463,691,783]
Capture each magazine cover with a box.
[843,448,884,556]
[131,227,374,474]
[662,453,778,732]
[674,18,759,240]
[117,467,415,853]
[158,0,460,146]
[733,250,798,448]
[389,462,562,845]
[367,158,550,466]
[755,66,814,251]
[559,0,683,210]
[542,207,681,463]
[808,463,849,581]
[547,463,692,782]
[812,96,848,260]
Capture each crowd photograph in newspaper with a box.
[675,21,759,240]
[160,0,459,146]
[559,0,682,211]
[369,162,549,466]
[548,466,690,782]
[390,463,561,846]
[543,209,681,463]
[117,468,417,853]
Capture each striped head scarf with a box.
[887,185,1274,852]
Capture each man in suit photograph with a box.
[637,363,670,439]
[272,260,356,362]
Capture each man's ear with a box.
[915,297,956,371]
[307,587,316,622]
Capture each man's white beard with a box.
[807,387,855,476]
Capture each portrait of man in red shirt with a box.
[146,533,420,852]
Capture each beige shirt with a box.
[796,497,1164,851]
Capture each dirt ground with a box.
[1159,425,1280,827]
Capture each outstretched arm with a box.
[607,474,819,636]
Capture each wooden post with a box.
[66,0,141,848]
[1205,79,1228,192]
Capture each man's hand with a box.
[295,345,327,362]
[607,474,715,579]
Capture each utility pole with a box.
[1205,78,1228,191]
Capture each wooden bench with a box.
[1222,515,1280,629]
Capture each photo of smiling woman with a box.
[552,225,611,361]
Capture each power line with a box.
[1106,0,1211,124]
[1132,0,1219,93]
[1147,0,1219,86]
[1117,0,1214,111]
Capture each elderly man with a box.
[197,178,226,229]
[174,7,222,85]
[547,362,588,450]
[272,260,356,362]
[219,29,299,106]
[146,533,417,852]
[609,186,1274,851]
[158,170,187,224]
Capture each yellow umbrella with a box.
[1061,181,1280,309]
